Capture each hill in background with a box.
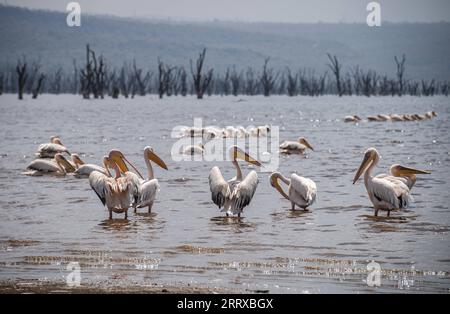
[0,5,449,80]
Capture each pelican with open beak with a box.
[279,137,314,154]
[209,145,261,217]
[352,148,430,217]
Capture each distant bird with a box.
[209,145,261,217]
[269,171,317,210]
[353,148,427,217]
[425,111,437,119]
[36,136,70,158]
[344,115,362,123]
[377,114,391,121]
[280,137,314,154]
[402,114,414,121]
[25,153,75,176]
[389,114,404,122]
[182,143,205,155]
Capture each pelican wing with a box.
[74,164,106,177]
[26,159,60,172]
[231,170,259,210]
[123,171,142,207]
[376,173,412,189]
[370,176,411,209]
[137,179,160,208]
[37,143,69,157]
[89,171,109,206]
[209,166,230,208]
[290,173,317,206]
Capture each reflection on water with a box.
[0,95,449,293]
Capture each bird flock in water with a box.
[25,113,433,220]
[344,111,437,122]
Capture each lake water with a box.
[0,94,449,293]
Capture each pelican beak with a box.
[147,150,168,170]
[353,152,372,184]
[269,173,290,200]
[236,150,262,167]
[397,165,431,175]
[300,139,314,151]
[55,154,75,173]
[109,150,144,179]
[102,157,113,177]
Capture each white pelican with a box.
[353,148,416,217]
[402,114,414,121]
[25,153,75,176]
[72,154,109,178]
[183,143,205,155]
[378,164,430,190]
[279,137,314,154]
[389,114,404,122]
[36,136,70,158]
[425,111,437,119]
[269,172,317,210]
[209,146,261,217]
[89,155,140,220]
[344,115,362,123]
[109,147,168,213]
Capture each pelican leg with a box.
[109,210,112,220]
[387,210,390,217]
[291,202,295,211]
[148,202,153,213]
[124,210,128,220]
[374,209,379,217]
[134,207,137,213]
[238,213,241,218]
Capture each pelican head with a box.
[144,146,168,170]
[108,149,144,179]
[50,136,64,146]
[269,172,289,199]
[353,147,379,184]
[55,153,75,173]
[71,154,84,167]
[354,115,362,121]
[298,137,314,151]
[390,164,431,176]
[230,145,261,167]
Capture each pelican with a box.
[367,115,380,122]
[412,114,425,121]
[269,172,317,210]
[377,114,391,121]
[36,136,70,158]
[72,154,109,178]
[344,115,362,123]
[182,143,205,155]
[89,156,138,220]
[425,111,437,119]
[389,114,404,122]
[279,137,314,154]
[402,114,414,121]
[209,146,261,217]
[25,153,75,176]
[353,148,417,217]
[378,164,431,190]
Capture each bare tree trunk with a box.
[326,53,343,96]
[32,74,45,99]
[394,54,406,96]
[16,58,27,100]
[260,58,278,97]
[190,48,213,99]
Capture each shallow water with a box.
[0,94,449,293]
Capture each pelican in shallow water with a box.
[425,111,437,119]
[389,114,404,122]
[25,153,75,176]
[36,136,70,158]
[279,137,314,154]
[378,164,430,190]
[112,147,168,213]
[344,115,362,123]
[89,154,142,220]
[269,172,317,210]
[209,146,261,217]
[353,148,428,217]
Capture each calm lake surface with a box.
[0,94,449,293]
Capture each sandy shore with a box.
[0,280,238,294]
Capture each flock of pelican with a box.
[25,134,431,219]
[179,125,271,139]
[345,111,437,122]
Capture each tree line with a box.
[0,45,448,99]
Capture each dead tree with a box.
[80,44,94,99]
[32,74,45,99]
[245,67,257,95]
[260,58,278,97]
[157,59,167,98]
[326,53,343,96]
[179,67,188,96]
[0,73,3,95]
[16,58,27,100]
[190,48,213,99]
[230,67,242,96]
[119,64,133,98]
[133,60,151,96]
[286,68,298,96]
[221,68,230,95]
[394,54,406,96]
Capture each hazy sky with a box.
[4,0,450,23]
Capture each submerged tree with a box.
[190,48,213,99]
[326,53,343,97]
[260,58,278,97]
[16,58,27,100]
[394,54,406,96]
